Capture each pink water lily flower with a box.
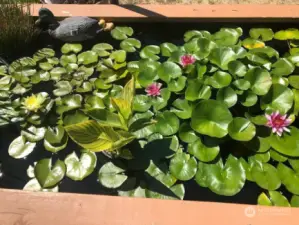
[265,111,291,136]
[145,83,162,97]
[180,54,196,67]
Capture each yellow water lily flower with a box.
[22,93,46,112]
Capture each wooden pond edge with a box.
[0,188,298,225]
[28,4,299,22]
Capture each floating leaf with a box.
[23,178,58,192]
[245,67,272,96]
[228,60,247,77]
[92,43,113,57]
[207,71,232,89]
[21,126,46,142]
[63,110,89,126]
[291,195,299,207]
[191,99,233,138]
[242,38,265,49]
[56,94,83,115]
[53,81,72,97]
[185,79,211,101]
[179,122,198,143]
[140,45,160,61]
[261,84,293,114]
[50,67,67,81]
[258,191,290,207]
[216,87,237,108]
[98,162,127,188]
[34,158,66,188]
[251,162,281,190]
[120,38,141,52]
[138,67,158,87]
[271,58,295,76]
[133,95,152,112]
[274,28,299,40]
[188,138,219,162]
[249,28,274,41]
[277,163,299,195]
[152,88,171,111]
[168,76,187,92]
[157,61,182,83]
[78,51,98,65]
[111,26,133,40]
[64,151,97,181]
[160,43,178,57]
[289,76,299,89]
[8,136,36,159]
[213,28,241,46]
[270,150,287,162]
[209,47,236,70]
[228,117,256,141]
[170,99,192,119]
[155,111,180,136]
[33,48,55,62]
[240,91,258,107]
[184,30,211,42]
[60,54,77,67]
[61,43,82,54]
[110,50,126,63]
[43,126,68,153]
[169,152,197,181]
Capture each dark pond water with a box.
[0,21,298,204]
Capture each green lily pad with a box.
[33,48,55,62]
[258,191,290,207]
[21,126,46,142]
[185,79,211,101]
[118,186,146,198]
[140,45,160,61]
[84,95,105,110]
[111,26,133,40]
[8,135,36,159]
[98,162,127,188]
[228,117,256,141]
[240,91,258,107]
[195,155,246,196]
[152,88,171,112]
[178,122,198,143]
[289,76,299,89]
[120,38,141,52]
[209,47,236,70]
[184,30,211,42]
[274,29,299,40]
[261,84,293,114]
[213,28,242,46]
[78,51,98,65]
[43,126,68,153]
[157,61,182,83]
[293,89,299,115]
[228,60,247,77]
[168,76,187,92]
[64,151,97,181]
[191,99,233,138]
[242,38,265,49]
[39,62,53,71]
[216,87,237,108]
[249,28,274,41]
[146,184,185,200]
[92,43,113,57]
[23,178,59,192]
[61,43,82,54]
[245,136,271,153]
[53,81,72,97]
[207,71,232,89]
[138,67,158,87]
[155,111,180,136]
[56,94,83,115]
[60,54,77,67]
[245,67,272,96]
[251,162,281,190]
[291,195,299,207]
[169,152,197,181]
[160,43,178,57]
[271,58,295,76]
[133,94,152,112]
[188,138,219,162]
[170,98,192,119]
[270,150,287,162]
[277,162,299,195]
[34,158,66,188]
[249,151,270,163]
[50,67,67,81]
[110,50,126,63]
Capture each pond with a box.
[1,21,299,207]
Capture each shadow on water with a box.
[1,21,298,204]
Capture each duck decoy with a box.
[35,8,114,42]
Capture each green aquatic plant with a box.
[2,25,299,206]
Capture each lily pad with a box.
[110,50,126,63]
[23,178,58,192]
[260,84,293,114]
[33,48,55,62]
[61,43,82,54]
[213,28,242,46]
[242,38,265,49]
[56,94,83,115]
[233,79,251,90]
[152,88,171,112]
[111,26,133,40]
[207,71,232,89]
[155,111,180,136]
[228,60,247,77]
[251,162,281,190]
[8,136,36,159]
[178,122,198,143]
[209,47,236,70]
[258,191,290,207]
[160,43,178,57]
[240,91,258,107]
[271,58,295,76]
[274,29,299,40]
[184,30,211,42]
[50,67,67,81]
[140,45,160,61]
[92,43,113,57]
[64,151,97,181]
[216,87,237,108]
[21,126,46,142]
[277,162,299,195]
[289,76,299,89]
[169,152,197,181]
[185,79,211,101]
[168,76,187,92]
[158,61,182,83]
[78,51,98,65]
[60,54,77,67]
[34,158,66,188]
[53,81,72,97]
[120,38,141,52]
[63,110,89,126]
[98,162,127,188]
[245,67,272,96]
[270,150,287,162]
[170,98,192,119]
[249,28,274,41]
[43,126,68,153]
[188,138,219,162]
[191,99,233,138]
[291,195,299,207]
[228,117,256,141]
